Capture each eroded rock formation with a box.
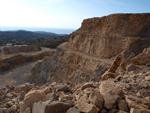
[30,13,150,84]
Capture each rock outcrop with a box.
[30,13,150,84]
[67,13,150,58]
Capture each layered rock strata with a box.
[30,13,150,84]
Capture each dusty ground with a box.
[0,47,55,86]
[0,61,39,86]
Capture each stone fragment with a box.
[108,109,118,113]
[17,91,26,101]
[127,64,140,72]
[99,80,120,109]
[145,96,150,102]
[54,84,70,93]
[24,107,31,113]
[20,89,46,113]
[6,93,13,98]
[66,107,80,113]
[78,95,90,103]
[14,83,33,93]
[125,95,150,113]
[145,76,150,81]
[100,109,107,113]
[130,108,142,113]
[81,82,93,90]
[44,101,71,113]
[118,99,129,112]
[131,47,150,65]
[43,87,52,94]
[102,72,117,80]
[32,100,51,113]
[76,101,99,113]
[8,105,17,112]
[84,88,104,110]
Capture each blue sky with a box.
[0,0,150,29]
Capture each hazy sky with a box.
[0,0,150,29]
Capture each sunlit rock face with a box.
[67,13,150,58]
[30,13,150,84]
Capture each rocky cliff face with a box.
[67,13,150,58]
[30,13,150,84]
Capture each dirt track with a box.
[0,47,55,86]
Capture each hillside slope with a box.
[29,13,150,84]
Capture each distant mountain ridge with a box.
[0,30,64,41]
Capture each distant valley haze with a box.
[0,26,75,34]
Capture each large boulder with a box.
[131,47,150,65]
[76,100,99,113]
[20,89,46,113]
[32,100,51,113]
[44,101,71,113]
[99,80,121,109]
[84,88,104,110]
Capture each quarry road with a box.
[20,47,56,55]
[0,47,55,86]
[0,46,56,55]
[60,47,113,65]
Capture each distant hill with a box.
[0,30,63,41]
[0,30,71,48]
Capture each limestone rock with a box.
[14,83,33,93]
[24,107,31,113]
[125,95,150,113]
[6,93,13,98]
[81,82,94,90]
[131,47,150,65]
[66,107,80,113]
[44,101,71,113]
[8,105,17,112]
[145,76,150,81]
[32,100,51,113]
[84,88,104,110]
[102,72,117,80]
[67,14,150,58]
[100,109,108,113]
[54,84,71,93]
[76,100,99,113]
[99,80,121,109]
[118,99,129,112]
[20,89,46,113]
[130,108,142,113]
[17,91,26,101]
[108,109,118,113]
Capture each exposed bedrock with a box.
[30,13,150,84]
